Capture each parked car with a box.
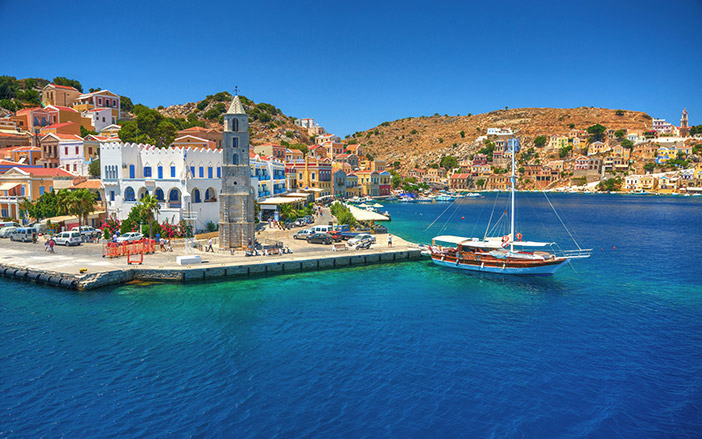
[0,226,18,238]
[293,229,314,240]
[348,233,376,246]
[307,232,333,245]
[0,221,20,229]
[327,230,344,242]
[116,232,144,243]
[10,227,38,242]
[53,231,82,246]
[71,226,100,240]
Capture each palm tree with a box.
[55,189,72,215]
[72,189,96,227]
[140,193,160,238]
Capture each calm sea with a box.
[1,194,701,438]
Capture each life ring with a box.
[502,235,509,243]
[516,233,523,241]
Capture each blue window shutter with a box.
[158,166,163,179]
[171,166,176,177]
[217,167,221,178]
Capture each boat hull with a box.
[431,254,569,276]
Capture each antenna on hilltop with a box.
[234,86,239,96]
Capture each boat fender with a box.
[516,233,523,241]
[501,240,509,249]
[502,263,506,270]
[480,262,484,269]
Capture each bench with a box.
[332,243,347,251]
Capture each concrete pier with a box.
[0,240,423,291]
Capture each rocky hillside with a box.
[352,107,653,169]
[157,93,313,146]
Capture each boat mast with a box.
[510,139,515,253]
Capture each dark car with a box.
[307,232,333,245]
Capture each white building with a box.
[652,118,673,134]
[487,127,514,136]
[250,151,287,199]
[83,108,113,132]
[100,143,288,232]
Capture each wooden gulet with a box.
[429,139,590,276]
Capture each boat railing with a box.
[558,249,592,259]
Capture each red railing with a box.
[102,239,157,259]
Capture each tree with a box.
[621,139,634,149]
[87,159,100,177]
[121,96,134,113]
[643,162,655,173]
[80,126,97,137]
[71,189,97,227]
[289,143,309,155]
[569,123,575,129]
[476,179,485,188]
[154,120,177,147]
[0,75,18,99]
[534,135,547,148]
[391,174,402,189]
[366,152,375,161]
[52,76,83,92]
[440,155,459,169]
[689,125,702,136]
[393,161,400,168]
[615,110,625,116]
[139,194,161,238]
[597,177,622,192]
[587,124,607,142]
[459,130,465,138]
[614,129,626,139]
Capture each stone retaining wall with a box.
[0,249,424,292]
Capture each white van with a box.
[54,231,82,246]
[311,225,333,234]
[0,221,20,229]
[10,227,38,242]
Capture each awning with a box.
[432,235,551,248]
[0,182,20,191]
[259,197,308,206]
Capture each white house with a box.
[250,151,287,199]
[100,143,288,232]
[83,108,113,132]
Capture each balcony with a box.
[168,202,182,209]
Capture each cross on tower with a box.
[234,86,238,96]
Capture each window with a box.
[154,188,164,201]
[232,154,238,165]
[199,167,204,178]
[312,172,316,181]
[88,147,93,155]
[190,166,195,177]
[21,186,25,196]
[232,118,238,131]
[75,147,79,155]
[129,165,135,179]
[171,166,176,178]
[193,188,201,203]
[233,138,238,148]
[65,147,68,155]
[39,186,45,195]
[144,166,152,177]
[124,187,136,201]
[157,166,163,179]
[208,167,213,179]
[217,167,221,178]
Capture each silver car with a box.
[116,232,144,243]
[0,226,17,238]
[348,234,376,246]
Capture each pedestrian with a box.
[206,238,214,252]
[388,234,393,248]
[48,238,55,254]
[32,232,37,244]
[44,238,50,252]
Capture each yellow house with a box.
[285,148,304,162]
[656,147,678,163]
[345,173,362,197]
[588,141,609,155]
[612,145,631,159]
[657,175,679,193]
[572,137,588,152]
[41,83,81,107]
[638,175,658,191]
[99,124,122,138]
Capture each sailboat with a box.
[429,139,590,276]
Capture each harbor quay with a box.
[0,228,422,291]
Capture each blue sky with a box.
[3,0,701,135]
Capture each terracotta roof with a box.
[46,105,78,113]
[44,121,76,129]
[451,173,471,179]
[16,107,46,115]
[4,166,74,177]
[69,179,102,189]
[41,133,83,141]
[49,83,80,91]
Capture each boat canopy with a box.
[432,235,552,248]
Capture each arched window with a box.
[95,191,102,201]
[154,188,165,201]
[168,188,180,203]
[193,188,201,203]
[232,138,238,148]
[232,118,238,132]
[232,153,238,165]
[124,187,135,201]
[205,188,216,202]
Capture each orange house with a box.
[0,166,74,219]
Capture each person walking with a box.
[32,232,37,244]
[206,238,214,252]
[48,237,55,254]
[388,234,393,248]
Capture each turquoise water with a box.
[2,194,701,437]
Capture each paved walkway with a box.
[0,208,415,277]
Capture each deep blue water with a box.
[2,194,702,438]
